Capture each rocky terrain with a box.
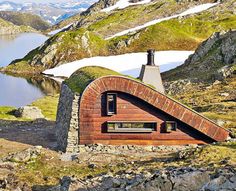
[0,17,35,35]
[3,0,236,74]
[162,30,236,82]
[0,11,50,31]
[0,132,235,191]
[162,30,236,134]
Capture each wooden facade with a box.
[78,76,229,145]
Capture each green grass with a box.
[0,106,19,120]
[126,12,236,52]
[15,142,236,187]
[17,154,113,186]
[65,66,121,93]
[169,75,236,129]
[0,95,59,121]
[201,112,236,129]
[4,61,45,74]
[30,95,59,121]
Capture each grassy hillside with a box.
[162,30,236,82]
[166,75,236,130]
[0,11,50,31]
[3,0,236,74]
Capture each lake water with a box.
[0,33,60,107]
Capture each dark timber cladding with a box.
[79,76,229,145]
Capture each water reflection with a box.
[0,33,48,67]
[27,76,61,96]
[0,73,60,107]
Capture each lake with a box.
[0,33,60,107]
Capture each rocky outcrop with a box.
[162,30,236,82]
[14,106,44,120]
[1,146,42,163]
[46,167,236,191]
[0,146,42,190]
[82,0,119,15]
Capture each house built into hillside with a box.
[55,50,229,152]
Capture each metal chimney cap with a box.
[147,49,155,66]
[147,49,155,54]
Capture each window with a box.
[165,121,177,133]
[107,121,156,133]
[106,93,117,115]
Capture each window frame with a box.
[106,93,117,116]
[107,121,157,133]
[165,121,177,133]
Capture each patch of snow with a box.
[43,51,193,78]
[101,0,152,12]
[48,24,72,36]
[52,15,62,21]
[106,3,219,39]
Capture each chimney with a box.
[139,49,165,93]
[147,49,155,66]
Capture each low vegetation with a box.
[0,106,20,120]
[0,141,234,187]
[65,66,120,93]
[0,95,59,121]
[170,75,236,129]
[30,95,59,121]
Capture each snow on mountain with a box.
[101,0,151,12]
[106,3,219,39]
[48,24,72,35]
[43,51,193,78]
[0,0,97,24]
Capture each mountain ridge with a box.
[0,17,35,35]
[162,30,236,82]
[0,0,97,24]
[2,0,236,74]
[0,11,50,31]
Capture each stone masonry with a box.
[55,83,80,153]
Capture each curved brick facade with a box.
[78,76,229,145]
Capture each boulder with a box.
[3,146,42,163]
[15,106,44,119]
[172,170,210,191]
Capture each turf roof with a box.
[65,66,121,93]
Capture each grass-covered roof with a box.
[65,66,121,93]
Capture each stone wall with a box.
[55,83,80,153]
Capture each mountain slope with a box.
[0,17,35,35]
[162,30,236,129]
[0,11,50,31]
[0,0,97,24]
[3,0,236,74]
[162,30,236,82]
